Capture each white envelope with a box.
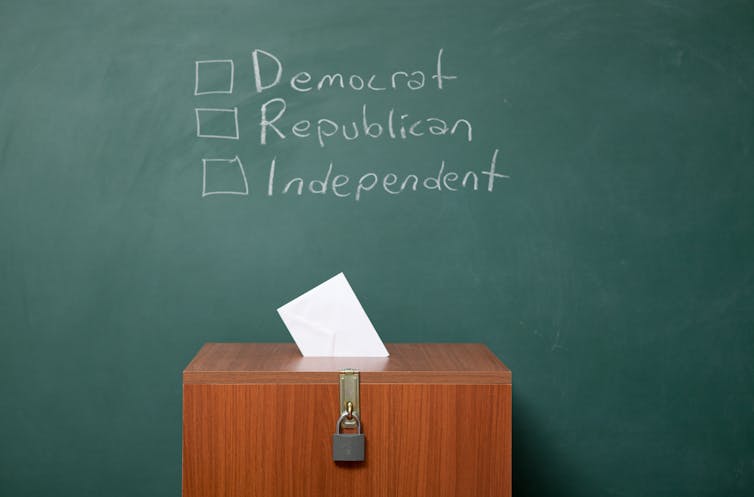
[277,273,389,357]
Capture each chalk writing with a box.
[251,48,456,94]
[267,149,505,201]
[195,107,239,140]
[194,60,234,95]
[202,157,249,197]
[192,49,508,199]
[260,101,472,147]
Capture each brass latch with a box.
[339,369,360,429]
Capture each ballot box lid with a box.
[183,343,511,384]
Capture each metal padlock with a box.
[332,411,365,462]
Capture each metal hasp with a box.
[339,369,360,429]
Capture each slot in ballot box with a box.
[182,343,511,497]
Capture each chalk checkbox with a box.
[202,156,249,197]
[194,59,234,95]
[195,107,239,139]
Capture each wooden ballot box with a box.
[182,343,511,497]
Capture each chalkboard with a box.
[1,1,752,496]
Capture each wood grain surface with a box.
[183,343,511,384]
[183,383,511,497]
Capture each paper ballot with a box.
[277,273,389,357]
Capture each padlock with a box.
[332,411,365,462]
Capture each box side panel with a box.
[183,383,510,497]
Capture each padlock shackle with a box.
[336,411,362,434]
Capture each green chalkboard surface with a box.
[1,0,753,495]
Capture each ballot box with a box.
[182,343,511,497]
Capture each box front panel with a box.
[183,383,510,497]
